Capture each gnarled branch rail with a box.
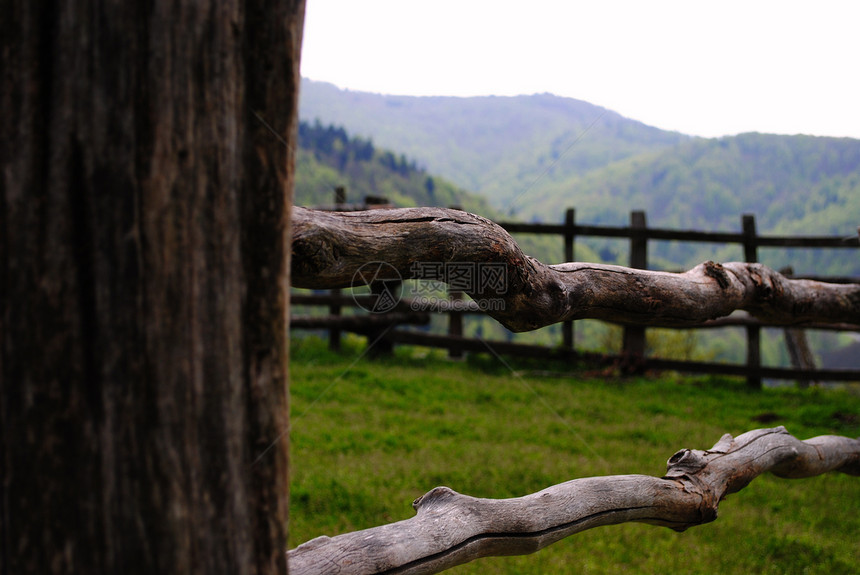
[291,207,860,332]
[288,427,860,575]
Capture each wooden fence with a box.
[291,200,860,388]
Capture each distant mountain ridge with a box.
[542,132,860,231]
[299,79,689,210]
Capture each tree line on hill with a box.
[295,119,497,216]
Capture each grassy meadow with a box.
[288,335,860,574]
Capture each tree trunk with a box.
[1,2,304,573]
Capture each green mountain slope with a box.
[531,133,860,229]
[530,133,860,274]
[299,79,688,212]
[299,80,860,276]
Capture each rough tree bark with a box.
[1,2,304,573]
[292,207,860,331]
[288,427,860,575]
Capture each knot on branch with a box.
[702,261,731,289]
[664,449,708,478]
[413,486,459,511]
[708,433,736,453]
[291,230,338,282]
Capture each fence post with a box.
[562,208,576,350]
[448,289,464,359]
[779,267,817,388]
[329,187,347,350]
[445,205,466,359]
[328,289,342,351]
[742,214,762,389]
[334,185,346,208]
[367,280,399,357]
[622,211,647,365]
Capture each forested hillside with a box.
[299,79,860,275]
[295,120,496,216]
[527,132,860,229]
[294,119,595,267]
[530,133,860,274]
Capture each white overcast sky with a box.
[300,0,860,139]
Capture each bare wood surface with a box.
[291,207,860,332]
[288,427,860,575]
[2,2,304,573]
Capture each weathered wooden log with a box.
[3,1,304,572]
[291,207,860,332]
[288,427,860,575]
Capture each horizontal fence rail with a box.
[290,298,860,383]
[500,221,860,248]
[292,202,860,387]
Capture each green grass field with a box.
[289,335,860,574]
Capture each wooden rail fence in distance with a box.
[292,201,860,387]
